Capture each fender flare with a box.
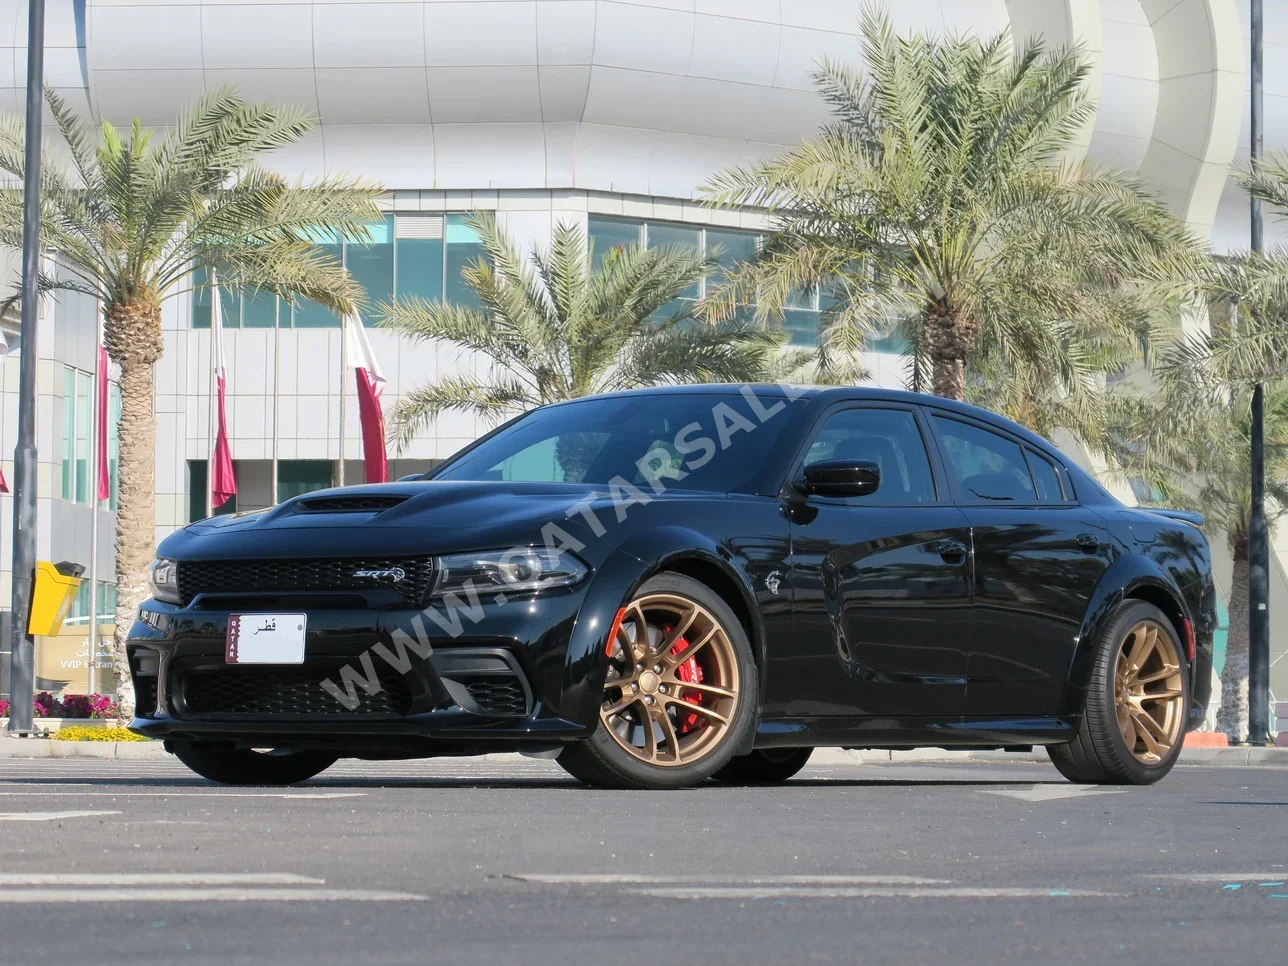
[1061,553,1192,716]
[560,527,766,742]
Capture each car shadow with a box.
[0,776,1069,790]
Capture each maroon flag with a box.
[96,344,110,502]
[210,279,237,508]
[345,313,388,484]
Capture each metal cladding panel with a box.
[70,0,1007,195]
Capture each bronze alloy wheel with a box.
[1114,620,1186,765]
[600,592,740,767]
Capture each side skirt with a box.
[753,715,1079,750]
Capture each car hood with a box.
[161,480,725,560]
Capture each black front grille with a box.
[175,557,433,606]
[461,676,529,717]
[296,495,408,513]
[180,666,412,717]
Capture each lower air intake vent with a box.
[460,676,529,717]
[180,667,412,717]
[134,677,158,718]
[432,649,532,717]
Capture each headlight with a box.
[434,549,589,597]
[148,558,181,604]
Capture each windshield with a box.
[432,391,799,494]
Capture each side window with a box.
[1025,450,1067,503]
[802,408,937,504]
[932,417,1037,503]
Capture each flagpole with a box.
[206,275,216,518]
[86,310,101,697]
[271,297,280,505]
[338,312,347,488]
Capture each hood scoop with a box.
[295,495,409,513]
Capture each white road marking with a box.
[506,874,951,885]
[980,785,1128,803]
[1153,873,1288,882]
[0,791,366,799]
[0,888,424,903]
[0,873,325,886]
[0,810,121,822]
[628,886,1118,900]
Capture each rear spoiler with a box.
[1148,508,1204,528]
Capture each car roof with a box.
[542,384,1059,454]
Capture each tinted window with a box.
[1026,450,1066,503]
[803,408,936,504]
[933,417,1037,503]
[434,392,797,494]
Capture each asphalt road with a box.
[0,754,1284,966]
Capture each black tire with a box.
[558,572,758,790]
[1048,600,1189,785]
[711,747,813,785]
[171,744,338,786]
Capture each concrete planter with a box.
[0,717,125,735]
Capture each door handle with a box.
[935,539,968,562]
[1076,533,1100,553]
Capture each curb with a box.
[1,739,1285,765]
[0,738,169,760]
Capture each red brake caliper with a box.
[667,628,705,734]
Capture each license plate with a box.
[226,614,307,664]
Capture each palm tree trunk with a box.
[1216,543,1250,741]
[104,299,165,719]
[924,301,977,401]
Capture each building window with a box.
[60,366,118,506]
[444,215,484,309]
[277,460,335,501]
[64,580,117,626]
[394,215,445,303]
[191,214,481,329]
[107,382,121,511]
[188,459,238,523]
[589,217,754,304]
[589,216,760,325]
[587,215,908,352]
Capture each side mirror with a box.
[798,459,881,498]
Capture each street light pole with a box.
[1248,0,1272,746]
[5,0,45,735]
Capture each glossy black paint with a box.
[128,385,1216,757]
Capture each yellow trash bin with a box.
[28,560,85,637]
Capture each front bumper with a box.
[127,589,597,756]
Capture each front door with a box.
[928,415,1113,715]
[773,405,973,719]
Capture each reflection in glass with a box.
[588,216,643,271]
[347,215,394,319]
[445,215,483,309]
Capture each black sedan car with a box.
[129,385,1215,789]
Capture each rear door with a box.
[776,404,973,719]
[928,414,1112,715]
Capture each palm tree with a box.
[1123,152,1288,740]
[1121,344,1288,740]
[0,88,383,715]
[380,213,812,450]
[702,10,1200,401]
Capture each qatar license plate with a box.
[226,614,307,664]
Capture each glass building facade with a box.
[60,366,120,510]
[190,214,485,328]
